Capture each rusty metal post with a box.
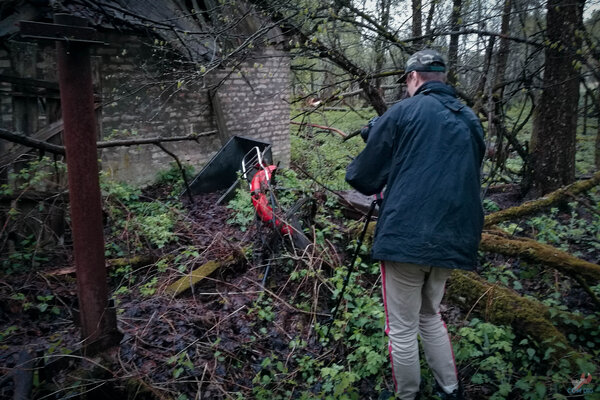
[53,14,116,350]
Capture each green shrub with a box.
[101,173,181,251]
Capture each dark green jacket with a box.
[345,81,485,270]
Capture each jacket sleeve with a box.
[345,111,396,195]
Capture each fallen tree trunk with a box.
[357,222,600,284]
[446,270,583,368]
[484,170,600,227]
[165,253,242,296]
[0,128,66,157]
[480,230,600,282]
[97,131,217,148]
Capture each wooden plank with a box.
[0,119,65,165]
[0,73,59,90]
[0,103,102,165]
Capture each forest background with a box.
[1,0,600,399]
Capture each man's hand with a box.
[360,116,380,142]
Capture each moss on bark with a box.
[480,231,600,282]
[484,170,600,227]
[447,270,583,368]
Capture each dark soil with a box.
[1,183,598,399]
[0,190,338,399]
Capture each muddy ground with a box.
[1,184,598,399]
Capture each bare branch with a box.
[0,129,218,165]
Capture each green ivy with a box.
[452,318,599,399]
[226,184,255,231]
[101,172,181,251]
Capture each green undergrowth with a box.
[0,157,65,275]
[476,192,600,399]
[2,106,599,399]
[100,164,198,306]
[451,318,599,400]
[290,107,370,190]
[101,170,183,255]
[281,114,600,399]
[245,257,392,400]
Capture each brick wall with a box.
[97,32,291,185]
[0,32,291,187]
[210,48,291,166]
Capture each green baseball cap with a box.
[398,49,446,82]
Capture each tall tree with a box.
[425,0,437,37]
[528,0,586,195]
[488,0,513,174]
[412,0,423,48]
[374,0,392,89]
[596,92,600,170]
[447,0,462,86]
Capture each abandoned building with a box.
[0,0,291,186]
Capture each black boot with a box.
[378,388,395,400]
[433,381,464,400]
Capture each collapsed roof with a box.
[0,0,283,63]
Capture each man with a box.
[345,49,485,400]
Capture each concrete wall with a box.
[0,32,291,187]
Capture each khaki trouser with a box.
[381,261,459,399]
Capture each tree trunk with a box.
[359,81,388,116]
[596,91,600,170]
[528,0,585,196]
[425,0,436,37]
[412,0,423,48]
[493,0,511,94]
[489,0,512,170]
[166,254,242,296]
[447,0,462,86]
[374,0,391,89]
[485,170,600,227]
[472,35,494,115]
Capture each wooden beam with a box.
[0,73,59,91]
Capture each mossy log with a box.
[359,222,600,282]
[356,222,595,366]
[107,255,157,268]
[165,253,242,296]
[480,231,600,282]
[484,170,600,227]
[447,270,582,368]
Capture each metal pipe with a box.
[54,14,111,347]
